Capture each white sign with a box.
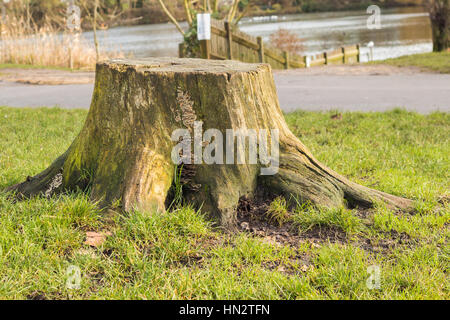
[305,56,311,68]
[197,13,211,41]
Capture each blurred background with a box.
[0,0,440,69]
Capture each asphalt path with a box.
[1,70,449,113]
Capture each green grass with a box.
[0,107,448,299]
[266,196,291,227]
[372,52,450,73]
[293,205,364,235]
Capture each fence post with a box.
[69,46,73,70]
[356,44,360,63]
[341,47,345,64]
[225,21,233,60]
[284,51,289,69]
[303,55,309,68]
[200,40,211,59]
[324,52,328,65]
[257,36,265,63]
[179,43,185,58]
[68,31,74,70]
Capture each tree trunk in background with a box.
[428,0,450,52]
[6,58,413,228]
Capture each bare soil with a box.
[235,194,421,261]
[0,68,94,85]
[236,195,348,249]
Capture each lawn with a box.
[372,52,450,73]
[0,107,448,299]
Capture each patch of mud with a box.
[174,234,225,267]
[262,253,314,276]
[27,292,47,300]
[235,195,423,257]
[0,68,94,85]
[358,229,417,255]
[176,253,205,267]
[236,195,347,248]
[88,270,106,291]
[437,194,450,206]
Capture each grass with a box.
[372,52,450,73]
[0,107,448,299]
[293,205,364,235]
[266,196,291,227]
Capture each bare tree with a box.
[77,0,126,60]
[78,0,100,60]
[157,0,185,35]
[158,0,250,35]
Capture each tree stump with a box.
[6,58,412,228]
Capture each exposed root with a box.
[5,152,68,200]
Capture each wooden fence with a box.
[179,19,360,69]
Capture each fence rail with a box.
[179,19,360,69]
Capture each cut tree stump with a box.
[6,58,413,228]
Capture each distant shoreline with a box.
[105,4,425,29]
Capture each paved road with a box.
[1,72,449,113]
[0,82,93,109]
[274,73,450,113]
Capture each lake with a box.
[84,6,432,62]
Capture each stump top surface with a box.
[103,57,265,74]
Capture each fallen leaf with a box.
[84,231,112,247]
[277,265,286,272]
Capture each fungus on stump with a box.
[6,58,412,228]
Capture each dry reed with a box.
[269,28,304,56]
[0,15,122,70]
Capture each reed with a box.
[0,15,122,70]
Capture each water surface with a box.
[83,7,432,62]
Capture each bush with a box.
[269,28,304,55]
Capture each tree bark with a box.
[428,0,450,52]
[6,58,413,228]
